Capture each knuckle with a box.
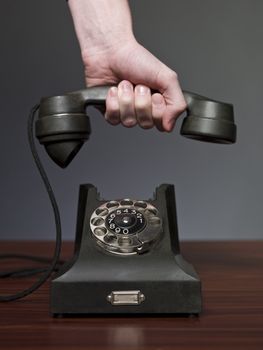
[139,123,154,130]
[135,102,148,113]
[170,100,187,117]
[122,118,137,128]
[109,120,120,126]
[177,100,187,113]
[105,105,120,124]
[135,98,151,115]
[107,105,119,115]
[105,113,120,125]
[120,96,133,106]
[138,118,154,129]
[168,70,178,81]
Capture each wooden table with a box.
[0,241,262,349]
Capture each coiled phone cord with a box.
[0,104,62,301]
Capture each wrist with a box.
[81,32,136,61]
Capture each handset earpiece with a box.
[181,91,236,144]
[35,86,236,167]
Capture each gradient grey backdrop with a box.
[0,0,262,240]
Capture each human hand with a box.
[83,39,186,132]
[68,0,186,132]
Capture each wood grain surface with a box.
[0,240,262,350]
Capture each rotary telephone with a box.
[0,85,236,315]
[35,86,236,315]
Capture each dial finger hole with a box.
[118,236,132,246]
[148,216,161,226]
[94,227,107,236]
[145,208,158,216]
[95,208,109,216]
[134,201,147,209]
[91,217,105,226]
[120,199,133,206]
[104,233,117,244]
[106,201,119,209]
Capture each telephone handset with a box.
[31,86,236,315]
[35,86,236,167]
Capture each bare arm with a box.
[68,0,186,132]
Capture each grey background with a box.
[0,0,262,241]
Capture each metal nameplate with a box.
[107,290,145,305]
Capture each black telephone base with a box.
[51,184,202,315]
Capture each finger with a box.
[151,93,166,132]
[105,87,120,125]
[161,72,187,132]
[118,80,137,128]
[134,85,153,129]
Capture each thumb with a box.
[156,70,187,132]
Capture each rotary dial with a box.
[90,199,162,256]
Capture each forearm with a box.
[68,0,135,58]
[67,0,186,131]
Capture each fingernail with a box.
[121,81,132,93]
[123,117,136,127]
[109,86,117,97]
[137,85,148,95]
[140,120,154,129]
[152,94,163,105]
